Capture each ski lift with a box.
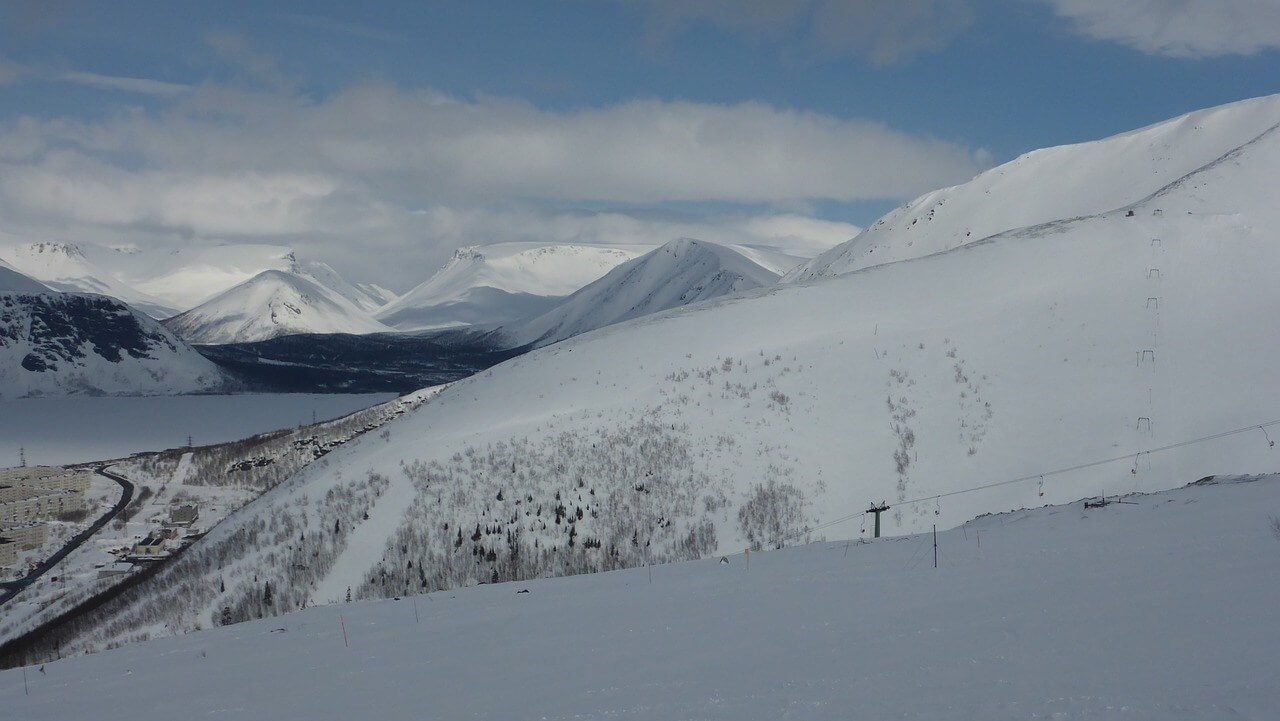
[1038,476,1045,498]
[859,514,866,535]
[1260,426,1275,448]
[1130,453,1140,475]
[934,497,940,516]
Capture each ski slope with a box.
[6,475,1278,720]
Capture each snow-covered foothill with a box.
[162,270,392,344]
[497,238,781,348]
[787,92,1280,282]
[5,475,1279,720]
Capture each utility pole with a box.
[866,502,890,538]
[933,524,938,569]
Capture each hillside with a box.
[497,238,780,348]
[0,261,49,293]
[163,270,391,345]
[376,243,647,331]
[0,291,234,398]
[24,94,1280,652]
[5,475,1278,719]
[787,93,1280,282]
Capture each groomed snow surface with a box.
[6,475,1278,720]
[0,393,397,466]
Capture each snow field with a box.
[4,475,1278,720]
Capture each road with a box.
[0,466,134,606]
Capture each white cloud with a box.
[1035,0,1280,57]
[636,0,974,64]
[54,71,191,96]
[0,78,981,287]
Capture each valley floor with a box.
[3,474,1277,720]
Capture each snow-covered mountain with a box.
[0,241,392,319]
[163,270,392,345]
[0,241,179,318]
[496,238,780,348]
[0,290,233,398]
[0,260,50,293]
[787,93,1280,282]
[27,93,1280,655]
[10,476,1279,719]
[376,243,649,331]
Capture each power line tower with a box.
[866,502,890,538]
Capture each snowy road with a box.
[0,467,133,606]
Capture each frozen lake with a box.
[0,393,398,466]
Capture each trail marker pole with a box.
[866,503,890,538]
[933,524,938,569]
[413,598,419,624]
[23,667,28,695]
[340,615,348,648]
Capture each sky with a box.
[0,0,1277,291]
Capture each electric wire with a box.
[780,416,1280,545]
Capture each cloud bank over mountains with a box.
[0,37,982,288]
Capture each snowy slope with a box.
[0,260,50,292]
[376,243,649,330]
[354,282,398,308]
[295,260,395,313]
[0,291,233,398]
[39,95,1280,651]
[787,92,1280,282]
[6,476,1279,720]
[163,270,392,344]
[497,238,780,348]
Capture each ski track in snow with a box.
[310,466,415,605]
